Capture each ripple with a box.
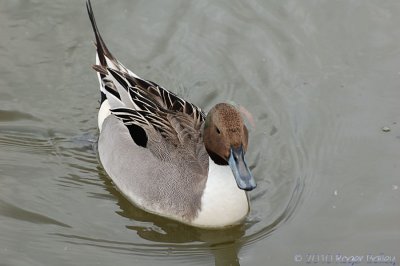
[52,132,101,189]
[0,110,41,122]
[244,177,304,246]
[0,199,70,228]
[0,125,55,154]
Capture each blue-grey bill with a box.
[228,146,257,191]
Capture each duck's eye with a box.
[215,127,221,134]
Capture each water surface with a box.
[0,1,399,265]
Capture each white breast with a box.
[98,100,111,131]
[192,158,249,228]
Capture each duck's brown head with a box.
[203,103,256,191]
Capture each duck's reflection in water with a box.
[99,166,248,266]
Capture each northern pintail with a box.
[86,0,256,228]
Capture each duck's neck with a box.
[191,158,249,228]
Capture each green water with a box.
[0,1,399,265]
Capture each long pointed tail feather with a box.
[86,0,114,67]
[86,0,205,132]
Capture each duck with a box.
[86,0,256,228]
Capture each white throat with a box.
[192,158,249,228]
